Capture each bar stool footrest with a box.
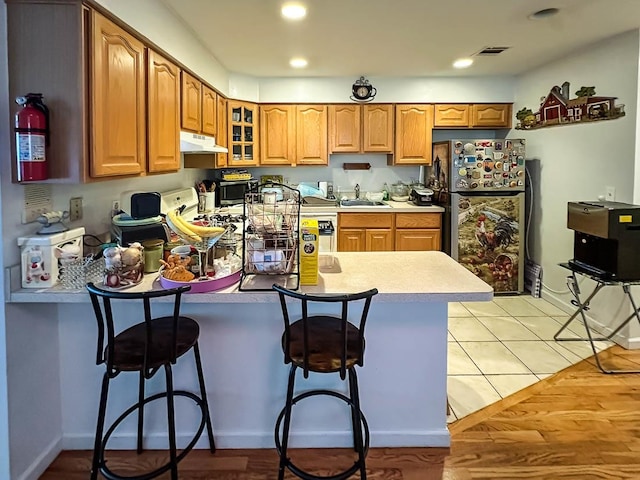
[97,390,208,480]
[275,389,369,480]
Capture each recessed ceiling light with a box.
[281,3,307,20]
[528,7,560,20]
[453,58,473,69]
[290,57,308,68]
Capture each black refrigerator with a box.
[428,139,526,294]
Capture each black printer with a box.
[567,201,640,280]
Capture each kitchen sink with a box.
[340,199,390,207]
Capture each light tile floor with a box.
[446,294,613,422]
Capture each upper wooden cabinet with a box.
[296,105,328,165]
[201,85,217,136]
[90,11,146,178]
[181,72,218,136]
[260,105,296,165]
[181,72,201,133]
[392,104,434,165]
[228,100,259,166]
[434,103,512,128]
[147,50,180,173]
[260,104,327,166]
[471,104,512,128]
[329,104,393,154]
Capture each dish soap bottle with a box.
[382,182,389,201]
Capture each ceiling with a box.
[161,0,640,78]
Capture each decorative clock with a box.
[350,76,377,103]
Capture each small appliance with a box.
[17,227,85,288]
[211,178,258,207]
[409,187,434,206]
[567,201,640,280]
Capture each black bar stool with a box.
[272,284,379,480]
[86,282,215,480]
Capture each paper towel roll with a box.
[318,182,328,197]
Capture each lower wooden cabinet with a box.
[338,212,441,252]
[338,213,394,252]
[395,213,441,251]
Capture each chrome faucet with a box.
[355,184,360,199]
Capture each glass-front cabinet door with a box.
[228,100,259,166]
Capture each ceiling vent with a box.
[473,46,511,56]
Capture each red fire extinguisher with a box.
[15,93,50,182]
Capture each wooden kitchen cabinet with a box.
[338,213,394,251]
[228,100,259,166]
[181,72,218,136]
[471,104,512,128]
[434,104,470,127]
[201,84,217,136]
[434,103,512,128]
[329,104,393,154]
[181,71,202,133]
[392,104,434,165]
[260,104,327,165]
[216,96,228,167]
[260,105,296,165]
[147,50,180,173]
[296,104,328,165]
[395,213,442,251]
[91,11,146,177]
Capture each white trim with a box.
[16,436,62,480]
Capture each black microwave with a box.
[212,179,258,206]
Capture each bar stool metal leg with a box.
[136,371,145,454]
[193,342,216,453]
[164,364,179,480]
[349,369,367,480]
[91,372,110,480]
[278,364,297,480]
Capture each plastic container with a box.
[142,239,164,273]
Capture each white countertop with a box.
[9,251,491,304]
[300,201,444,214]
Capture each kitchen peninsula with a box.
[9,251,491,452]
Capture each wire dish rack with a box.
[239,183,300,291]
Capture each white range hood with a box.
[180,131,228,154]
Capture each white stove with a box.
[159,187,199,221]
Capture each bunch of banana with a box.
[165,209,226,243]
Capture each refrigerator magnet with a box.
[495,142,503,150]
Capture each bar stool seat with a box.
[273,284,378,480]
[86,282,215,480]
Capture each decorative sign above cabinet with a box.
[515,81,625,130]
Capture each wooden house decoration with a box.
[515,81,625,130]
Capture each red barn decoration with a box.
[515,81,625,130]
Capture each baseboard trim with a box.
[17,436,62,480]
[63,429,450,450]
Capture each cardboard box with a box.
[300,218,319,285]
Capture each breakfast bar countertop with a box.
[8,251,492,304]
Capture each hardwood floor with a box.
[40,345,640,479]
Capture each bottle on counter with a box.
[382,182,390,201]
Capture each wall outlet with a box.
[70,197,83,221]
[112,200,120,218]
[605,186,616,202]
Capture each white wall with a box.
[0,3,11,478]
[257,76,515,104]
[94,0,229,94]
[513,29,640,346]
